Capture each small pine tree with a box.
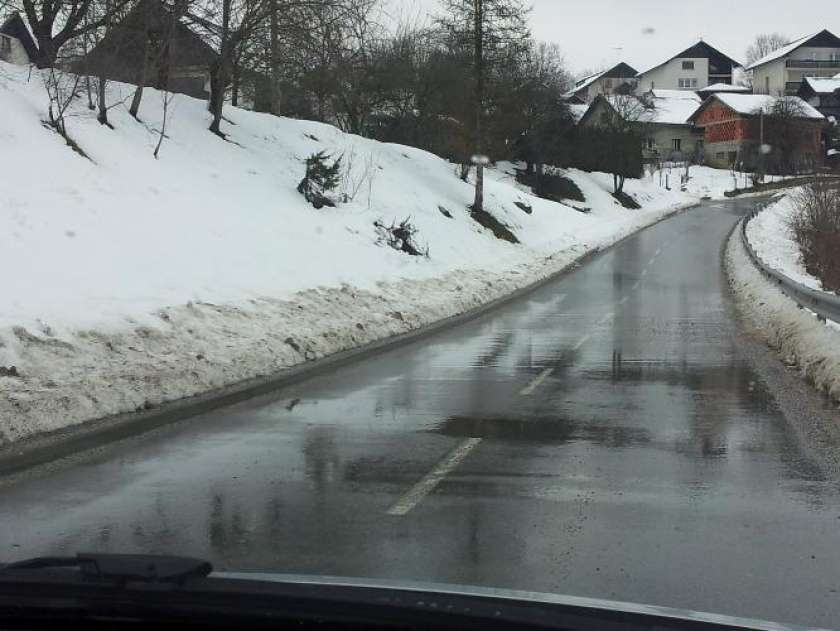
[298,151,342,208]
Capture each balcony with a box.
[786,59,840,69]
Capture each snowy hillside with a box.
[0,62,713,444]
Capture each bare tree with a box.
[745,32,788,66]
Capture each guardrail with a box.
[741,200,840,324]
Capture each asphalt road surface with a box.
[4,196,840,627]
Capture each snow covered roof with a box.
[636,40,741,77]
[567,103,589,123]
[746,29,840,70]
[563,62,638,98]
[803,77,840,94]
[690,93,824,121]
[593,92,701,126]
[697,83,751,93]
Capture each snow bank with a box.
[726,225,840,403]
[746,193,824,291]
[0,61,713,445]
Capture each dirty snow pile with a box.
[745,193,825,290]
[726,197,840,403]
[0,61,711,445]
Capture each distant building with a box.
[695,83,751,100]
[747,30,840,96]
[79,1,218,100]
[688,93,824,170]
[636,40,741,92]
[563,62,639,103]
[0,13,36,65]
[579,90,704,163]
[796,76,840,119]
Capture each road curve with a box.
[3,196,840,627]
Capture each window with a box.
[645,138,655,150]
[604,79,613,89]
[0,35,11,57]
[678,78,698,89]
[765,76,770,94]
[716,151,725,159]
[672,139,682,152]
[682,60,695,70]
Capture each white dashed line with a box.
[619,296,629,305]
[573,333,591,351]
[632,281,641,290]
[520,367,554,396]
[598,311,614,325]
[641,269,648,277]
[648,257,656,266]
[655,248,662,256]
[387,438,483,516]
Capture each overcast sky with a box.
[388,0,840,76]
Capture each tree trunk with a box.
[209,0,231,136]
[269,0,280,114]
[231,64,240,107]
[471,0,485,213]
[129,2,152,119]
[97,76,108,125]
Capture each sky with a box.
[387,0,840,77]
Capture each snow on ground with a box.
[745,193,824,291]
[0,61,734,445]
[726,226,840,403]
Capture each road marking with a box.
[619,296,629,305]
[598,311,614,325]
[387,438,482,516]
[648,257,656,266]
[655,248,662,256]
[519,367,554,396]
[573,333,591,351]
[632,280,641,290]
[641,269,648,277]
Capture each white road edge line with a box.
[387,437,482,516]
[519,367,554,396]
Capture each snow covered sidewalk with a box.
[0,62,722,446]
[727,194,840,403]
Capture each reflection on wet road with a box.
[3,197,840,627]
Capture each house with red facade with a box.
[688,93,824,171]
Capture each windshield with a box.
[2,0,840,628]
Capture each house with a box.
[578,90,704,163]
[79,1,218,100]
[688,93,824,170]
[747,29,840,96]
[695,83,751,100]
[0,13,36,65]
[796,76,840,119]
[636,40,741,92]
[563,62,639,103]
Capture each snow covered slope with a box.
[0,62,711,444]
[746,193,824,291]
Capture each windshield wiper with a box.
[0,553,212,585]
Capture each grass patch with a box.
[469,206,519,243]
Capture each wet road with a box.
[4,197,840,627]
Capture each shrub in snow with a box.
[515,169,585,204]
[469,206,519,244]
[788,182,840,292]
[374,218,429,257]
[298,151,341,209]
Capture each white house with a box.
[636,40,741,92]
[747,29,840,96]
[564,62,639,103]
[0,13,35,65]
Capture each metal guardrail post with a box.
[740,200,840,324]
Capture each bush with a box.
[516,169,585,203]
[374,217,429,257]
[298,151,341,209]
[789,182,840,292]
[469,207,519,243]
